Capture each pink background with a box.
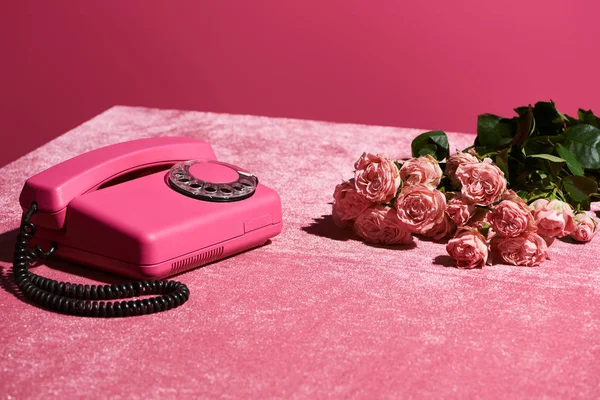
[2,0,600,167]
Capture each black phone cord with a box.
[12,202,190,317]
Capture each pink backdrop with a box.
[2,0,599,167]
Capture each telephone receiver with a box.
[13,137,283,317]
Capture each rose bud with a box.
[446,228,489,269]
[354,205,413,245]
[446,194,476,226]
[445,151,479,188]
[424,214,456,240]
[529,199,576,238]
[455,158,507,206]
[570,213,597,242]
[490,231,548,267]
[395,185,447,234]
[399,154,442,188]
[489,199,536,238]
[332,179,373,228]
[354,152,401,203]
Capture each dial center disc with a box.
[188,162,239,184]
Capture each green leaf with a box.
[555,143,584,176]
[526,154,566,163]
[411,130,449,161]
[577,109,600,129]
[562,175,597,208]
[418,144,438,157]
[428,132,448,148]
[477,114,515,148]
[564,124,600,169]
[516,190,529,200]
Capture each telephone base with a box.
[36,222,282,280]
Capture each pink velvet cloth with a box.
[1,106,598,398]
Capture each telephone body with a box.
[19,137,283,280]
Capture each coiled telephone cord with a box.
[12,202,190,317]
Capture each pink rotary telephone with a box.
[13,137,282,317]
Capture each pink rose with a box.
[354,205,414,245]
[395,185,446,234]
[354,153,401,203]
[455,158,507,206]
[570,213,597,242]
[489,199,536,238]
[446,228,489,269]
[445,151,479,187]
[331,179,373,228]
[399,155,442,188]
[529,199,576,238]
[490,232,548,267]
[424,214,456,240]
[445,194,476,226]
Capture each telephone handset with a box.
[13,137,283,317]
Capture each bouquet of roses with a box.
[332,101,599,268]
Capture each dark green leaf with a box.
[508,149,527,189]
[564,114,580,127]
[418,144,438,157]
[564,124,600,169]
[495,148,510,180]
[546,159,563,179]
[523,135,565,156]
[438,174,454,193]
[555,143,584,176]
[474,145,498,157]
[513,106,534,147]
[577,109,600,129]
[429,133,448,148]
[411,130,449,161]
[562,175,597,208]
[532,101,565,136]
[514,106,528,115]
[477,114,515,148]
[526,154,565,163]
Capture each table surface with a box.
[1,106,598,399]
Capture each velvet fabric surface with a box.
[1,106,598,399]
